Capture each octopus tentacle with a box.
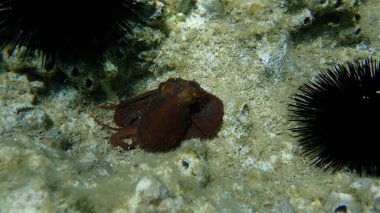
[98,89,159,110]
[109,128,138,150]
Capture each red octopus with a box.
[96,78,224,152]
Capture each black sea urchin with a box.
[289,58,380,176]
[0,0,153,65]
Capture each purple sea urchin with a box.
[289,58,380,176]
[0,0,153,65]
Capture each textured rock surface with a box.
[1,0,380,212]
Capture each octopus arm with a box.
[99,89,159,110]
[109,128,138,150]
[101,89,160,127]
[113,96,158,127]
[189,94,224,137]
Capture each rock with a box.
[326,192,360,213]
[272,199,294,213]
[16,107,52,131]
[127,176,183,213]
[176,149,209,186]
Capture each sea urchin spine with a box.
[0,0,154,65]
[289,58,380,176]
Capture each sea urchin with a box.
[0,0,153,65]
[289,58,380,176]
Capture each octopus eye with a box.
[159,83,175,95]
[178,87,198,104]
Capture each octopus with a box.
[96,78,224,152]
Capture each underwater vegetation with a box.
[95,78,224,152]
[289,58,380,176]
[0,0,154,66]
